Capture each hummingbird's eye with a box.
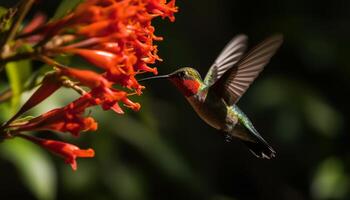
[178,71,186,78]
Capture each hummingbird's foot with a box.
[224,134,233,143]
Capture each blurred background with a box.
[0,0,350,200]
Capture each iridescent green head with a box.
[169,67,202,81]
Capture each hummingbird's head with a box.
[167,67,202,97]
[138,67,202,97]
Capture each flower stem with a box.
[37,55,88,95]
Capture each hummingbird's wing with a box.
[203,34,248,87]
[212,34,283,105]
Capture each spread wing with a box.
[203,34,248,87]
[213,34,283,105]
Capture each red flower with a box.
[62,48,120,71]
[57,66,111,89]
[18,134,95,171]
[15,0,178,135]
[21,12,47,34]
[4,73,62,128]
[10,95,98,136]
[40,0,178,96]
[90,86,141,113]
[7,0,178,170]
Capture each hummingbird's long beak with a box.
[138,74,171,82]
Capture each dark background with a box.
[0,0,349,200]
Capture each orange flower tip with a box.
[70,161,78,171]
[134,103,141,111]
[169,17,176,23]
[153,36,163,41]
[84,117,98,131]
[125,102,141,111]
[68,148,95,171]
[136,87,144,95]
[111,103,124,114]
[151,67,158,75]
[73,148,95,158]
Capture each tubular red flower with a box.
[62,48,119,71]
[21,12,47,34]
[11,95,98,136]
[57,66,111,89]
[5,73,62,127]
[77,20,116,37]
[18,134,95,171]
[147,0,177,22]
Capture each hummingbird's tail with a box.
[242,140,276,159]
[230,123,276,159]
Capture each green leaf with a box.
[5,60,31,113]
[52,0,83,20]
[0,137,57,200]
[303,95,342,137]
[311,157,349,200]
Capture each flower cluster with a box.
[2,0,177,170]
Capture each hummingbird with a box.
[139,34,283,159]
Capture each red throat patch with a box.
[170,78,200,96]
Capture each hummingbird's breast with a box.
[186,90,235,130]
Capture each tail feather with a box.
[228,122,276,159]
[242,140,276,159]
[229,105,276,159]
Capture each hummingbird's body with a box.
[140,34,283,159]
[171,68,275,158]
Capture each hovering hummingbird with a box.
[139,34,283,159]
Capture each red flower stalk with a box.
[5,0,178,170]
[30,0,177,96]
[18,134,95,170]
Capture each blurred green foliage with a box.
[0,138,56,200]
[5,60,31,113]
[0,0,349,200]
